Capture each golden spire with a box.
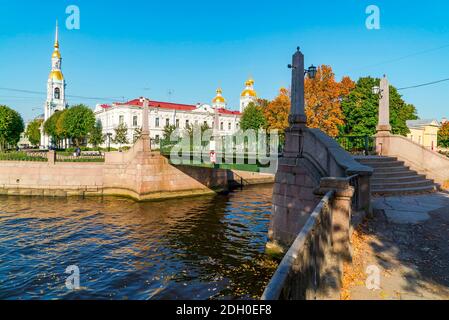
[54,20,59,48]
[52,20,61,59]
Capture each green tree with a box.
[0,105,24,151]
[63,104,95,147]
[184,122,210,138]
[56,109,68,143]
[240,102,267,131]
[340,77,418,136]
[25,118,44,147]
[89,120,105,149]
[133,127,142,143]
[113,122,129,149]
[44,110,68,148]
[163,124,179,141]
[438,122,449,148]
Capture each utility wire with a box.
[397,77,449,91]
[0,87,123,102]
[352,43,449,72]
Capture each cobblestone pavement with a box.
[342,192,449,300]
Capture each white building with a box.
[40,21,68,148]
[94,80,258,149]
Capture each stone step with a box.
[355,156,398,162]
[373,166,411,173]
[372,170,418,179]
[371,174,427,183]
[359,160,405,168]
[372,179,434,190]
[372,184,437,196]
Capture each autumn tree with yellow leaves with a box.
[264,88,291,131]
[305,65,355,137]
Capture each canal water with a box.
[0,184,278,300]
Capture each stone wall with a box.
[0,138,274,201]
[268,128,373,253]
[377,134,449,188]
[262,178,355,300]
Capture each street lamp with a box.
[287,63,317,79]
[306,65,317,79]
[372,85,382,95]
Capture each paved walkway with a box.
[342,192,449,300]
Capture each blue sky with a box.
[0,0,448,122]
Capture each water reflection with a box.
[0,184,277,300]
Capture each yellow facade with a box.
[406,120,440,150]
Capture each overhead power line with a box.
[397,77,449,91]
[353,43,449,71]
[0,87,123,102]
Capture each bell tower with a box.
[41,21,67,148]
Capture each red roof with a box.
[113,98,241,115]
[218,109,240,115]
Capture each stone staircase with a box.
[355,156,438,196]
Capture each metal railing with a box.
[337,135,375,156]
[0,151,47,162]
[261,191,335,300]
[56,152,105,163]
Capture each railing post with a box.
[315,177,354,261]
[357,173,373,216]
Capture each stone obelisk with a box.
[267,48,319,254]
[284,47,307,158]
[376,75,391,135]
[140,98,151,152]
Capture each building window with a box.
[228,122,232,131]
[54,87,60,100]
[176,119,180,128]
[204,121,208,127]
[236,123,240,129]
[133,116,138,127]
[166,119,170,127]
[185,120,189,128]
[155,117,160,128]
[119,115,124,125]
[220,122,224,131]
[155,135,160,143]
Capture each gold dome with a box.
[241,89,257,97]
[49,70,64,81]
[241,78,257,97]
[212,88,226,104]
